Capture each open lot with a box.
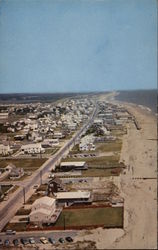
[1,185,12,193]
[55,207,123,228]
[0,158,47,172]
[95,140,122,153]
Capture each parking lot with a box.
[0,230,77,248]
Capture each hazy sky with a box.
[0,0,157,93]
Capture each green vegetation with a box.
[55,207,123,228]
[63,155,120,166]
[3,222,28,232]
[16,208,31,216]
[0,158,47,171]
[26,192,44,205]
[96,140,122,153]
[82,168,122,177]
[0,185,12,194]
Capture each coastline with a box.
[75,99,157,249]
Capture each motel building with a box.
[29,196,62,224]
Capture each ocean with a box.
[115,89,157,114]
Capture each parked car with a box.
[40,237,48,244]
[6,229,16,235]
[21,238,29,245]
[0,239,3,246]
[29,237,36,244]
[48,237,55,244]
[13,239,19,246]
[65,236,73,242]
[59,238,65,243]
[4,239,10,246]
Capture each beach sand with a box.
[75,101,157,249]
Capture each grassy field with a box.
[63,155,120,166]
[96,140,122,153]
[26,192,44,205]
[3,222,28,232]
[16,208,31,216]
[55,207,123,228]
[0,158,47,171]
[82,168,122,177]
[1,185,12,194]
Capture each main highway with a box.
[0,102,98,232]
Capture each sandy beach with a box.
[75,101,157,249]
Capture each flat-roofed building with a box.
[60,161,88,171]
[54,190,91,206]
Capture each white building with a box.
[60,161,88,171]
[21,143,45,154]
[29,196,61,224]
[54,191,91,206]
[0,144,13,156]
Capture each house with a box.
[54,190,92,207]
[21,143,45,154]
[93,119,103,126]
[0,112,8,121]
[48,177,65,194]
[60,161,88,171]
[29,196,62,224]
[0,144,13,156]
[53,132,63,139]
[9,166,24,179]
[42,139,59,148]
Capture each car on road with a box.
[4,239,10,246]
[65,236,73,242]
[59,237,65,243]
[40,237,48,244]
[0,239,3,246]
[29,237,36,244]
[13,239,19,246]
[48,237,55,244]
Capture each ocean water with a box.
[115,89,157,114]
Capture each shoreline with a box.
[75,99,157,249]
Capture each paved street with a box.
[0,104,98,232]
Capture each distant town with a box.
[0,91,152,249]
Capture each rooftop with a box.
[60,161,86,167]
[55,191,91,200]
[32,196,56,207]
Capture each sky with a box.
[0,0,157,93]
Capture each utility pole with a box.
[40,170,42,185]
[64,214,66,230]
[23,187,25,204]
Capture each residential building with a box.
[29,196,62,224]
[21,143,45,154]
[0,144,13,156]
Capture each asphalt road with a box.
[0,103,98,232]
